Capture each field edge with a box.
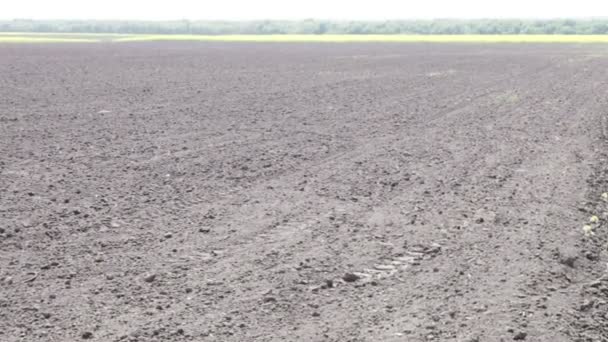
[3,33,608,43]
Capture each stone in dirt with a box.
[585,252,599,261]
[558,248,578,268]
[426,243,442,254]
[410,243,442,255]
[513,331,527,340]
[560,255,577,268]
[374,264,395,271]
[579,299,595,312]
[143,274,157,283]
[263,297,277,303]
[342,273,360,282]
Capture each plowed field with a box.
[2,43,608,341]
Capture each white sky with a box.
[2,0,608,21]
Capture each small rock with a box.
[263,297,277,303]
[199,228,210,233]
[164,232,173,239]
[374,264,396,271]
[560,255,577,268]
[82,331,93,339]
[411,243,442,255]
[580,299,595,312]
[585,252,599,261]
[143,274,157,283]
[426,243,442,254]
[342,273,360,282]
[589,279,603,288]
[42,313,52,319]
[513,332,527,340]
[473,304,487,312]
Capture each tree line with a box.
[3,19,608,35]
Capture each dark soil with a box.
[1,42,608,341]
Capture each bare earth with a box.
[1,43,608,342]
